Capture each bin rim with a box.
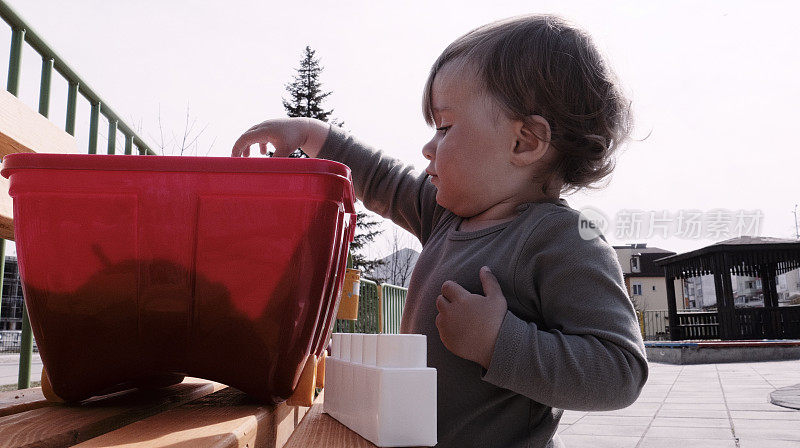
[1,153,356,213]
[0,153,352,179]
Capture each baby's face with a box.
[422,62,522,218]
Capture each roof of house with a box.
[612,243,674,254]
[627,251,677,277]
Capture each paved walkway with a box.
[559,359,800,447]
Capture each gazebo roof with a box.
[654,236,800,278]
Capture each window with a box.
[632,283,642,295]
[630,255,641,273]
[652,285,656,291]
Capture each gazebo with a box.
[654,236,800,341]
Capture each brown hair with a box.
[422,15,632,194]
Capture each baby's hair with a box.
[422,14,632,194]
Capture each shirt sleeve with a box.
[481,210,649,411]
[317,124,444,245]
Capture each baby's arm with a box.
[481,211,649,411]
[232,118,442,243]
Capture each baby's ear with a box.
[511,115,551,167]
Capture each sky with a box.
[1,0,799,259]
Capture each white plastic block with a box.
[362,334,377,365]
[323,353,340,414]
[351,333,364,364]
[324,333,437,447]
[331,333,342,359]
[376,334,427,368]
[340,333,352,361]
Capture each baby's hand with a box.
[435,266,507,369]
[230,117,329,158]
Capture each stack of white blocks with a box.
[324,333,437,447]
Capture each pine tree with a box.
[350,206,385,274]
[282,46,334,158]
[282,46,383,273]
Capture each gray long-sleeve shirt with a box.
[319,125,648,448]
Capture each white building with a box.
[613,243,685,312]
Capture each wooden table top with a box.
[0,379,378,448]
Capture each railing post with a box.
[124,133,133,155]
[38,56,53,116]
[378,285,384,334]
[65,81,78,135]
[17,303,32,388]
[107,119,117,154]
[6,27,24,95]
[666,276,680,340]
[6,25,33,389]
[88,101,101,154]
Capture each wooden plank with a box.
[284,391,376,448]
[0,377,224,448]
[0,89,79,240]
[0,89,77,158]
[73,387,314,448]
[0,387,51,418]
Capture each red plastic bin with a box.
[1,153,356,403]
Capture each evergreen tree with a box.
[282,46,334,157]
[282,46,383,273]
[351,206,385,274]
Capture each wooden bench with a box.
[0,378,378,448]
[0,89,78,240]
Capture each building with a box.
[0,255,24,330]
[613,243,685,312]
[682,275,718,309]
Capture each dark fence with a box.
[677,311,719,339]
[666,305,800,340]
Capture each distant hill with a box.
[366,248,419,287]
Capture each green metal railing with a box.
[334,280,408,335]
[0,0,157,389]
[380,284,407,334]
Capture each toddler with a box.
[232,14,647,448]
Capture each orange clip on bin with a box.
[0,153,356,404]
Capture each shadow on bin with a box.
[26,251,340,404]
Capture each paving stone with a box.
[660,402,728,411]
[665,396,726,403]
[729,410,800,420]
[657,408,730,419]
[734,427,800,441]
[560,423,648,437]
[577,415,652,426]
[638,437,736,448]
[557,434,639,448]
[651,417,731,428]
[725,402,792,412]
[559,411,587,424]
[733,418,800,431]
[739,439,800,448]
[644,426,734,439]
